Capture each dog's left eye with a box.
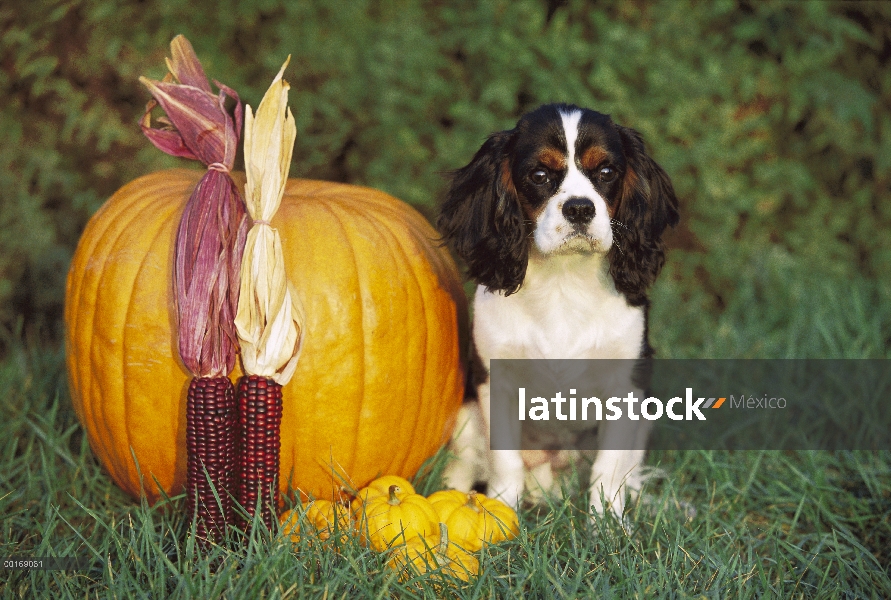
[529,169,550,185]
[598,166,617,182]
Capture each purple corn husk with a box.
[139,35,247,377]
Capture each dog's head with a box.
[438,103,679,306]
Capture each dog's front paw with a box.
[523,460,556,504]
[443,404,490,492]
[587,449,650,528]
[588,480,628,522]
[487,478,523,509]
[488,449,526,509]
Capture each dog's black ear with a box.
[438,131,528,295]
[608,126,680,306]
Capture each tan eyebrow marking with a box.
[580,146,609,171]
[537,148,566,171]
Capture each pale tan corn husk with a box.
[235,57,303,385]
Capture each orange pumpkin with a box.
[65,168,466,503]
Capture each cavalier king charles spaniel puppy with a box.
[437,103,679,518]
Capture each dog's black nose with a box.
[562,198,596,225]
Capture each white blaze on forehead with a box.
[557,109,597,199]
[559,109,582,167]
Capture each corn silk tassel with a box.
[139,36,248,544]
[234,57,303,531]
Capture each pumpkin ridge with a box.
[367,211,430,474]
[121,193,184,495]
[372,204,464,459]
[66,179,136,411]
[67,175,163,446]
[388,211,468,448]
[83,185,164,489]
[363,209,411,477]
[394,209,466,315]
[414,232,443,456]
[395,217,457,452]
[115,186,185,492]
[66,204,114,447]
[312,198,365,485]
[91,184,176,491]
[368,208,419,476]
[405,222,457,300]
[368,207,466,374]
[307,183,417,225]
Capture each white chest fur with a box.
[473,252,645,364]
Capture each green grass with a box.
[2,353,889,597]
[2,265,890,598]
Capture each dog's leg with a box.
[523,456,555,504]
[588,399,652,520]
[488,450,525,508]
[477,380,525,508]
[443,402,489,491]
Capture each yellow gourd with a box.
[280,500,355,545]
[360,485,440,551]
[387,523,479,582]
[351,475,416,515]
[427,490,519,552]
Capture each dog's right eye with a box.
[530,169,550,185]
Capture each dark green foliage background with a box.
[1,0,890,358]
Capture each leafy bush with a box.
[1,0,888,357]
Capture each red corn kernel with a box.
[185,376,236,546]
[236,375,283,531]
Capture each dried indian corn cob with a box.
[141,35,247,546]
[236,375,283,529]
[186,377,237,540]
[234,58,302,530]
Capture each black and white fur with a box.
[437,104,679,518]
